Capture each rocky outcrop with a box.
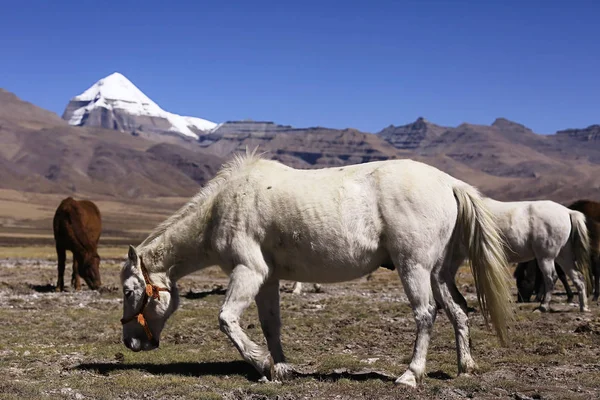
[556,125,600,142]
[377,117,446,150]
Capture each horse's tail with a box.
[453,185,513,344]
[569,210,592,295]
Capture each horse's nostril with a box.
[125,337,142,352]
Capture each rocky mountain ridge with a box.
[2,86,600,204]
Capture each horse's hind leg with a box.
[256,278,292,380]
[536,258,557,312]
[592,255,600,302]
[395,261,437,387]
[71,258,81,291]
[219,247,271,379]
[291,282,302,294]
[55,244,66,292]
[555,256,589,312]
[514,262,528,303]
[555,263,573,303]
[432,256,477,376]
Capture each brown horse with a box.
[515,199,600,302]
[53,197,102,291]
[569,200,600,301]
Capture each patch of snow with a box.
[183,116,218,132]
[206,121,224,133]
[67,72,217,139]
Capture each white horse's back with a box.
[211,158,458,283]
[484,199,573,263]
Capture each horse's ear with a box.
[128,245,138,264]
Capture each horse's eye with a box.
[125,290,134,298]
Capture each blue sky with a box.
[1,1,598,134]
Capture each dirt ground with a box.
[0,246,599,400]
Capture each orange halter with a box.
[120,256,170,343]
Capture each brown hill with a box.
[3,87,600,207]
[379,118,600,201]
[0,90,224,199]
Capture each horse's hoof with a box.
[535,305,549,313]
[258,376,272,384]
[257,354,274,380]
[582,307,591,313]
[459,359,478,375]
[395,370,418,388]
[273,363,294,381]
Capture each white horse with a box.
[120,152,512,387]
[482,198,591,312]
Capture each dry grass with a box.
[0,192,188,248]
[0,245,128,260]
[0,248,599,399]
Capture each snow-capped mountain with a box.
[62,72,217,139]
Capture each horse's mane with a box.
[139,149,263,248]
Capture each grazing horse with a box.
[120,153,512,387]
[514,260,573,303]
[53,197,102,291]
[514,200,600,304]
[481,198,591,312]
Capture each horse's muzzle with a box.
[123,337,159,352]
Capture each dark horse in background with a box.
[53,197,102,291]
[515,200,600,303]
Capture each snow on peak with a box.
[67,72,217,138]
[74,72,160,110]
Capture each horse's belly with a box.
[505,243,535,263]
[269,246,387,283]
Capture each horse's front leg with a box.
[256,278,293,381]
[219,253,271,379]
[71,258,81,290]
[55,244,66,292]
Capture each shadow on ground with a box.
[29,284,56,292]
[76,361,455,383]
[184,287,227,299]
[75,360,261,380]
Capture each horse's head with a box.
[120,245,179,352]
[80,253,102,290]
